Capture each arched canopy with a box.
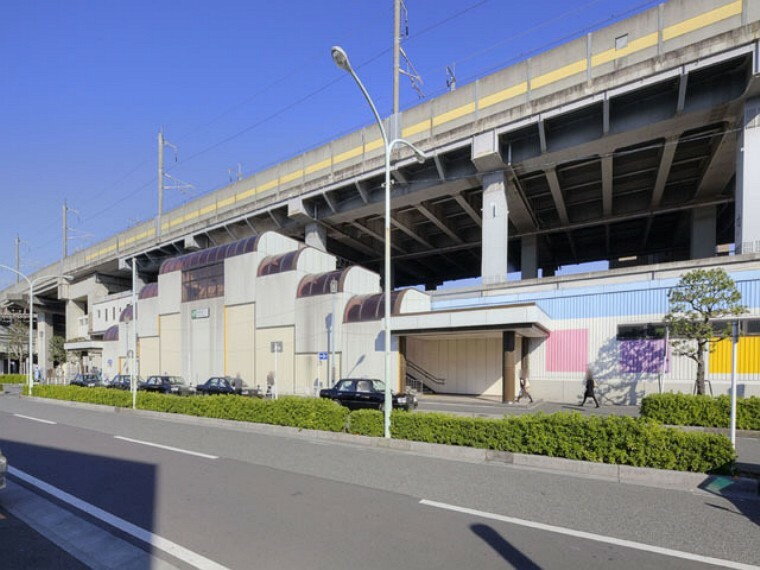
[119,304,134,322]
[103,325,119,341]
[159,235,259,274]
[297,269,346,298]
[343,291,407,323]
[258,249,303,276]
[138,282,159,300]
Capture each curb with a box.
[16,395,760,500]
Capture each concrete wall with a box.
[91,293,132,334]
[255,326,295,395]
[159,313,181,375]
[224,303,256,386]
[181,297,225,386]
[139,337,160,377]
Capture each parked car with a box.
[140,375,195,396]
[0,448,6,490]
[107,375,144,390]
[196,376,262,397]
[69,373,102,387]
[319,378,418,411]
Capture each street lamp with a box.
[0,265,72,396]
[331,45,427,438]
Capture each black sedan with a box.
[140,375,195,396]
[197,376,262,397]
[319,378,418,411]
[70,373,102,387]
[107,375,144,390]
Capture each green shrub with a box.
[641,393,760,430]
[348,410,735,473]
[0,374,27,384]
[28,386,349,433]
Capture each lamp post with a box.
[0,266,70,396]
[331,46,427,438]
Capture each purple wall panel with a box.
[619,340,669,373]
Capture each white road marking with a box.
[9,467,230,570]
[114,436,218,459]
[13,413,57,425]
[420,499,760,570]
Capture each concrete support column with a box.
[502,331,516,403]
[65,299,85,340]
[521,235,538,279]
[305,223,327,252]
[482,172,509,285]
[690,206,716,259]
[36,311,54,379]
[736,98,760,254]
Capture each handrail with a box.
[407,361,445,386]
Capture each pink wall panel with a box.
[546,329,588,372]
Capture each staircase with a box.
[406,361,445,394]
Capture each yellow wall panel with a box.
[709,337,760,375]
[139,337,160,377]
[225,304,256,386]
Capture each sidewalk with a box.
[0,503,89,570]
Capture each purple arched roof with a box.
[159,235,258,274]
[103,325,119,341]
[257,249,303,276]
[343,291,408,323]
[296,269,346,298]
[119,304,134,322]
[138,282,159,299]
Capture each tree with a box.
[8,321,29,367]
[49,335,66,367]
[664,268,746,395]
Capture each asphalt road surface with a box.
[0,396,758,570]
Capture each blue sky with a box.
[0,0,662,286]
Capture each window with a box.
[745,320,760,336]
[112,307,116,321]
[182,262,224,302]
[616,324,666,340]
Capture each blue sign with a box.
[318,352,328,361]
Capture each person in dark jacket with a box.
[581,367,600,408]
[516,370,533,403]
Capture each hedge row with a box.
[0,374,27,385]
[349,409,734,474]
[641,393,760,431]
[27,386,734,473]
[28,386,349,432]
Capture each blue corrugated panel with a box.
[432,268,760,319]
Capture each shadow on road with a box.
[0,440,157,568]
[471,523,541,569]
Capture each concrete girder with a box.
[416,201,464,244]
[326,177,476,225]
[454,193,482,228]
[514,104,738,177]
[392,170,408,185]
[693,129,737,200]
[601,156,613,216]
[322,223,378,257]
[348,221,406,254]
[650,136,679,209]
[323,192,338,214]
[505,169,537,234]
[354,180,370,204]
[545,168,570,225]
[433,154,447,181]
[391,211,435,250]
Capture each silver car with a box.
[0,449,6,490]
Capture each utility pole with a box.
[14,235,20,283]
[393,0,401,123]
[157,128,165,237]
[62,200,68,269]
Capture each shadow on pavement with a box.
[471,523,541,569]
[0,440,157,568]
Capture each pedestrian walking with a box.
[516,370,533,403]
[580,367,599,408]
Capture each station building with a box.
[98,231,760,405]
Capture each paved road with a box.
[0,396,758,569]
